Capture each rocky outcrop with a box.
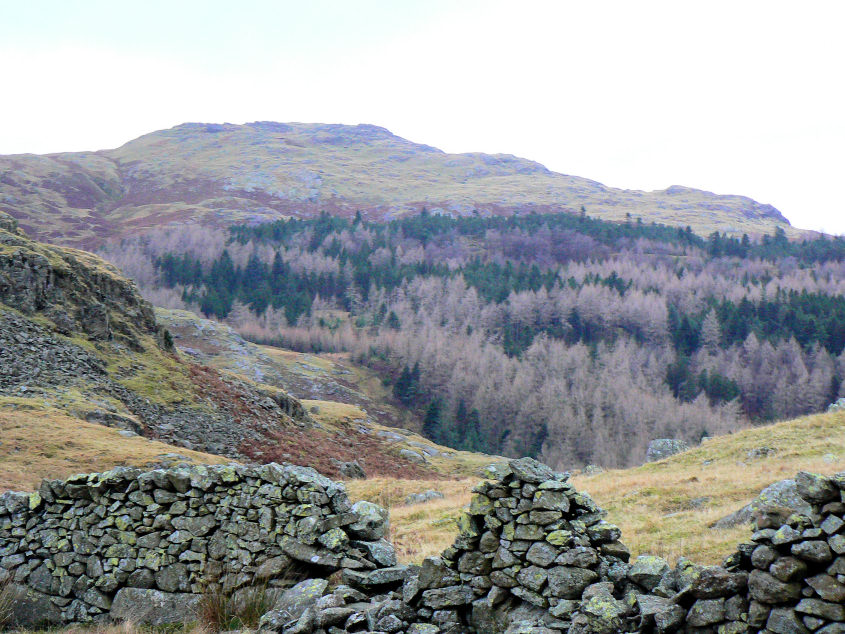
[0,211,159,349]
[0,463,396,628]
[0,213,315,459]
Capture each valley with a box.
[1,122,844,633]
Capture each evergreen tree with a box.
[422,398,443,442]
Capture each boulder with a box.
[110,588,201,625]
[259,578,329,629]
[5,584,63,629]
[646,439,689,462]
[796,471,838,504]
[405,489,445,505]
[508,457,555,483]
[338,460,366,479]
[712,478,813,529]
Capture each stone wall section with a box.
[3,458,845,633]
[0,463,397,627]
[396,460,845,633]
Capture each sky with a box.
[1,1,843,234]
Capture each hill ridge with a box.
[0,121,791,248]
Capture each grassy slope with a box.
[0,122,796,247]
[0,402,229,492]
[347,409,845,566]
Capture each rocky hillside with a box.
[0,212,452,482]
[0,122,792,247]
[156,307,497,479]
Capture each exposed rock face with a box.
[645,438,690,462]
[0,463,395,627]
[0,211,158,348]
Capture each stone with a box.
[255,555,294,580]
[342,565,408,589]
[713,479,813,528]
[795,598,845,621]
[628,555,670,590]
[689,566,745,598]
[806,573,845,602]
[587,521,621,543]
[686,598,725,627]
[405,489,445,505]
[419,556,461,590]
[338,460,366,479]
[508,457,555,483]
[796,471,838,503]
[268,578,329,625]
[646,438,689,462]
[748,570,801,603]
[525,541,558,567]
[751,544,777,569]
[126,568,155,589]
[421,585,474,608]
[5,584,63,628]
[653,603,686,633]
[792,539,833,564]
[821,514,845,535]
[154,563,190,593]
[533,489,570,512]
[547,566,599,599]
[766,607,810,634]
[546,530,572,546]
[458,551,492,575]
[600,540,630,562]
[400,449,427,464]
[348,500,389,540]
[516,565,548,592]
[352,538,397,567]
[573,593,627,633]
[769,556,807,582]
[111,588,201,625]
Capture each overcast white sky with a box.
[1,1,843,234]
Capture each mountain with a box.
[0,122,791,248]
[0,211,477,483]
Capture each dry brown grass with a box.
[0,407,229,493]
[572,409,845,564]
[347,478,475,563]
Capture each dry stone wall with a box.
[3,458,845,633]
[266,459,845,634]
[0,462,398,628]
